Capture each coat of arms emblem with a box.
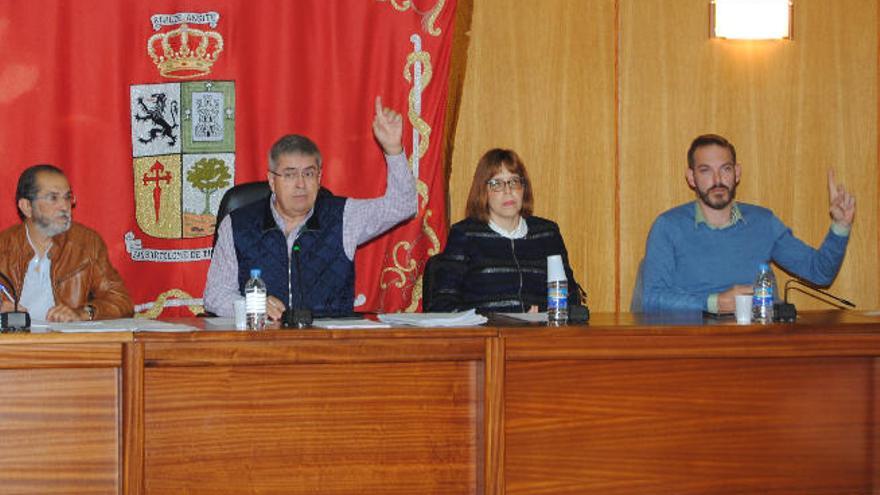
[130,80,235,239]
[129,13,234,242]
[125,12,234,316]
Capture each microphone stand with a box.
[0,271,31,331]
[281,244,313,329]
[773,278,856,323]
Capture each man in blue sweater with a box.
[639,133,856,314]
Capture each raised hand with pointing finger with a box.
[372,96,404,156]
[828,169,856,229]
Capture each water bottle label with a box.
[245,293,267,313]
[753,294,772,306]
[753,284,772,305]
[548,286,568,310]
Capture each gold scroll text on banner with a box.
[136,288,204,318]
[380,44,440,312]
[377,0,446,36]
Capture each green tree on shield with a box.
[187,158,232,215]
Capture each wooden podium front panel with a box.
[143,360,481,494]
[504,357,872,495]
[0,368,120,495]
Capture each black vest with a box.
[230,190,354,317]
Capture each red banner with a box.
[0,0,454,315]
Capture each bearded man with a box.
[638,134,856,313]
[0,164,133,321]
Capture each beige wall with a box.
[451,0,878,312]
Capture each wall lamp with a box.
[710,0,793,40]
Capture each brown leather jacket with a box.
[0,222,133,319]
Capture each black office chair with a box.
[421,253,463,312]
[421,254,441,311]
[213,181,272,246]
[213,182,339,246]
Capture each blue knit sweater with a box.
[639,202,850,312]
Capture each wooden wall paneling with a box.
[451,0,618,311]
[618,0,878,311]
[779,0,878,311]
[453,0,877,312]
[504,356,872,495]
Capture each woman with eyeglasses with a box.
[428,148,582,313]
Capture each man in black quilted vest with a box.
[204,96,416,318]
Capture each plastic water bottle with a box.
[752,262,776,324]
[547,280,569,325]
[547,255,568,325]
[244,268,267,330]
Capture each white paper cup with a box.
[233,297,247,330]
[547,255,566,282]
[735,294,753,324]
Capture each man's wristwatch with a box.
[83,304,95,321]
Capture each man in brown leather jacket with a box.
[0,164,133,322]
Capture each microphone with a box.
[568,279,590,324]
[281,244,313,328]
[0,271,31,331]
[773,278,855,323]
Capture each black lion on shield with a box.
[135,93,179,146]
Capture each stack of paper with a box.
[31,318,198,333]
[378,309,487,327]
[312,318,391,329]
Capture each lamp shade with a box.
[712,0,792,40]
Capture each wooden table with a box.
[2,311,879,494]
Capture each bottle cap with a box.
[547,255,567,282]
[250,268,261,278]
[758,262,770,271]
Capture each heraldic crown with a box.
[147,24,224,79]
